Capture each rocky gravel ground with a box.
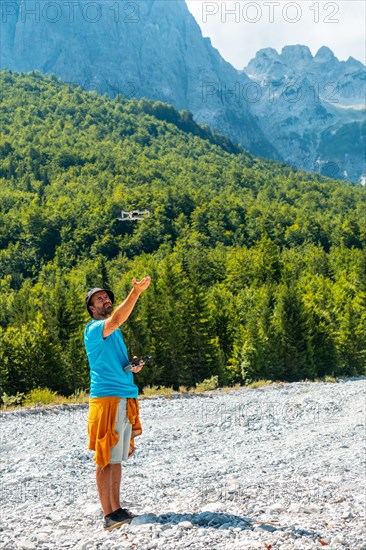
[0,378,365,550]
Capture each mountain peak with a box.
[243,48,280,74]
[314,46,336,62]
[346,56,365,69]
[256,47,279,59]
[281,45,312,62]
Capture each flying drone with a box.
[117,210,151,221]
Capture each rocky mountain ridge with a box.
[244,45,365,107]
[242,45,365,182]
[0,0,276,160]
[1,0,364,181]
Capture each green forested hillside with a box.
[1,70,365,396]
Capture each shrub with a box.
[24,387,59,406]
[142,385,174,397]
[221,384,242,392]
[195,375,219,392]
[247,380,272,389]
[67,389,88,403]
[1,392,25,408]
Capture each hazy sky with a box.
[186,1,366,69]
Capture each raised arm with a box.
[103,277,151,338]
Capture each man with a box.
[84,277,151,531]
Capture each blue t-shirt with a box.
[84,319,139,398]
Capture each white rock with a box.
[57,522,71,529]
[268,503,286,514]
[160,528,176,537]
[330,536,344,544]
[17,540,36,550]
[177,521,193,529]
[200,502,226,513]
[83,503,101,516]
[79,540,95,550]
[293,540,307,547]
[1,380,365,550]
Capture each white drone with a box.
[117,209,151,221]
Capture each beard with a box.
[100,303,113,316]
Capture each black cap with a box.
[85,287,114,317]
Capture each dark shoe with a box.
[103,510,131,531]
[114,507,137,520]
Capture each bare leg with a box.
[96,464,122,516]
[96,464,112,516]
[110,463,122,512]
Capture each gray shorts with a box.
[110,398,132,464]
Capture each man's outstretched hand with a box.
[132,276,151,295]
[102,276,151,338]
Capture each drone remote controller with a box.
[123,355,152,372]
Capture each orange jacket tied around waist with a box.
[88,397,142,469]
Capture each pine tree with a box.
[62,281,90,394]
[271,283,310,381]
[2,312,63,395]
[304,306,338,378]
[337,302,365,376]
[154,255,189,388]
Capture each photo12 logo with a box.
[69,79,140,99]
[1,1,140,24]
[197,479,341,507]
[201,394,347,428]
[201,2,340,24]
[0,478,93,515]
[201,80,340,105]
